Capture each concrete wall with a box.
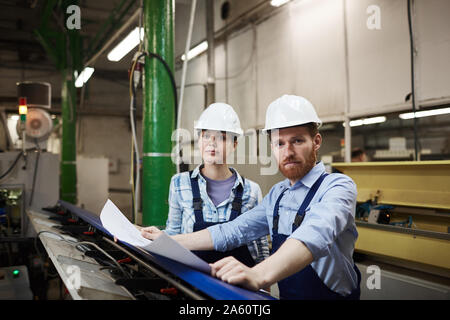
[76,115,142,219]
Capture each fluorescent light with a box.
[343,116,386,127]
[75,67,95,88]
[270,0,291,7]
[107,27,144,62]
[399,107,450,120]
[181,41,208,61]
[358,116,386,125]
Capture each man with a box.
[351,148,368,162]
[142,95,361,300]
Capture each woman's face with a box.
[199,130,237,165]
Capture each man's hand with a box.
[210,256,265,291]
[210,239,314,292]
[141,226,163,240]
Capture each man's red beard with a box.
[278,149,317,181]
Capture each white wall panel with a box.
[415,0,450,106]
[290,0,347,120]
[214,43,227,104]
[78,116,131,218]
[176,54,208,135]
[213,0,267,33]
[179,0,450,125]
[256,8,295,128]
[77,156,109,216]
[346,0,411,117]
[224,27,257,129]
[175,0,206,57]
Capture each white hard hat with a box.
[262,95,322,133]
[194,103,243,136]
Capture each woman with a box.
[156,103,269,266]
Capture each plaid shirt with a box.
[164,165,270,264]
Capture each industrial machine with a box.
[27,202,276,300]
[333,161,450,278]
[0,81,59,237]
[0,82,59,299]
[15,82,53,151]
[0,265,33,299]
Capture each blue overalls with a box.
[272,173,361,300]
[189,171,256,267]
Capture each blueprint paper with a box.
[100,199,151,247]
[99,199,211,273]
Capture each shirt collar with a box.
[191,164,245,189]
[280,161,326,190]
[191,164,202,179]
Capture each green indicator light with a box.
[12,269,20,276]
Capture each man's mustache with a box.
[281,157,302,166]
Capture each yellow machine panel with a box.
[333,161,450,273]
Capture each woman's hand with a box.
[141,226,163,240]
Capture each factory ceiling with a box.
[0,0,274,116]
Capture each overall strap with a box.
[189,171,204,223]
[292,173,328,232]
[272,172,329,235]
[272,188,288,236]
[229,176,245,220]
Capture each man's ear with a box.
[313,133,322,152]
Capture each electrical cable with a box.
[146,52,179,121]
[0,151,23,180]
[35,230,130,278]
[407,0,420,160]
[29,139,41,207]
[130,133,136,224]
[75,241,130,279]
[128,16,144,223]
[129,52,146,224]
[98,266,128,282]
[129,97,136,224]
[128,11,180,217]
[128,51,179,221]
[176,0,198,174]
[216,23,257,81]
[34,230,78,273]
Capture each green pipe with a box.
[34,3,81,204]
[142,0,175,227]
[60,69,77,204]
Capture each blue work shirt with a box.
[208,161,359,296]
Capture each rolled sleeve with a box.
[207,223,229,252]
[208,201,269,252]
[289,175,357,260]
